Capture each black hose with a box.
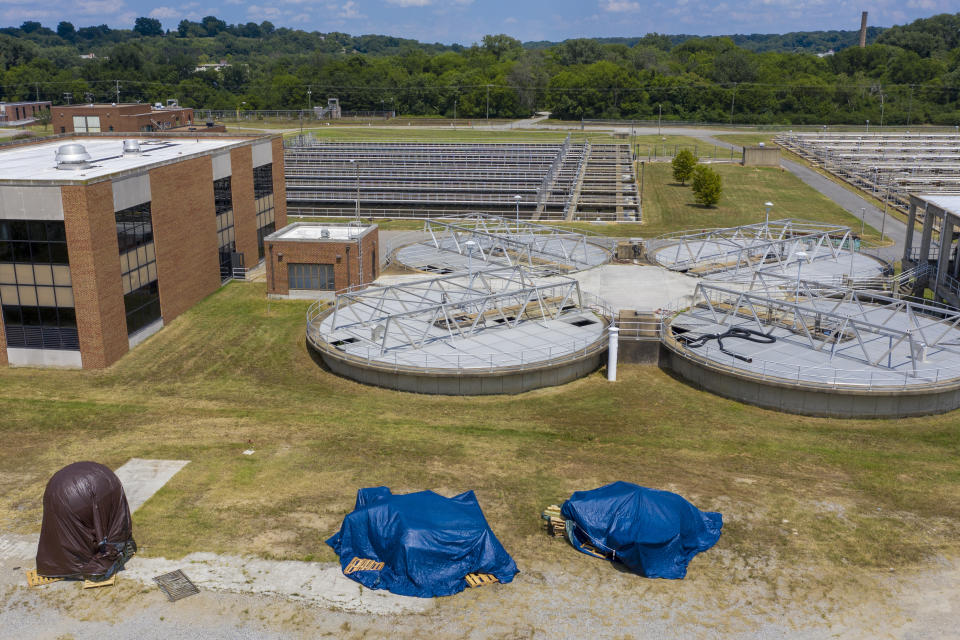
[680,327,776,363]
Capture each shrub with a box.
[691,165,723,207]
[671,149,697,184]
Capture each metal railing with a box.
[305,301,610,374]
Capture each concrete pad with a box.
[114,458,190,513]
[123,553,433,614]
[573,264,701,312]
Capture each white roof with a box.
[917,194,960,215]
[0,136,258,183]
[272,224,371,241]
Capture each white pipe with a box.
[607,326,619,382]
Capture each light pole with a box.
[514,194,522,233]
[307,88,312,111]
[865,119,869,133]
[235,100,247,121]
[764,201,773,234]
[860,207,866,238]
[795,250,809,300]
[880,187,888,243]
[464,240,477,276]
[349,159,360,223]
[657,103,662,137]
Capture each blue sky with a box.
[2,0,955,44]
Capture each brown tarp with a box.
[36,461,136,580]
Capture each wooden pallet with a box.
[83,575,116,589]
[343,557,385,574]
[464,573,499,588]
[25,570,62,588]
[540,504,566,537]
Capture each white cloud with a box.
[601,0,641,11]
[338,0,364,18]
[385,0,474,6]
[74,0,123,14]
[149,7,180,19]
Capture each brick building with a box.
[51,103,210,134]
[264,223,379,298]
[0,132,286,368]
[0,101,52,125]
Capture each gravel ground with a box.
[3,537,957,639]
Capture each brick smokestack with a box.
[859,11,868,48]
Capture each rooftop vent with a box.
[321,228,330,238]
[122,139,142,155]
[55,144,91,171]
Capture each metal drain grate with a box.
[153,569,200,602]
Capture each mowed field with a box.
[635,163,885,242]
[1,281,958,580]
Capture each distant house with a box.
[79,53,97,60]
[816,49,835,58]
[195,60,231,73]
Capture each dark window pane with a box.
[30,242,51,264]
[7,221,28,241]
[38,306,58,326]
[46,221,67,242]
[20,306,40,325]
[12,242,31,262]
[3,305,21,325]
[48,243,70,264]
[58,307,76,327]
[0,241,12,262]
[27,221,47,242]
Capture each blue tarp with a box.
[326,487,518,597]
[560,481,722,579]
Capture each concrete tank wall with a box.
[313,344,606,395]
[660,346,960,418]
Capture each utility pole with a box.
[115,80,120,103]
[35,83,39,102]
[485,84,491,123]
[63,92,72,105]
[657,103,662,137]
[729,84,736,125]
[879,92,885,129]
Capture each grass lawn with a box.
[0,282,957,577]
[637,162,885,242]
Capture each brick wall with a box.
[265,228,379,296]
[230,145,258,269]
[62,182,129,369]
[271,137,288,230]
[150,156,221,322]
[0,287,6,365]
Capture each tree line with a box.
[1,13,959,125]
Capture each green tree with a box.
[691,165,723,206]
[672,149,697,184]
[134,17,163,37]
[56,21,76,41]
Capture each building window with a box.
[254,163,275,261]
[288,263,335,290]
[0,220,78,350]
[214,176,236,280]
[72,115,101,133]
[115,203,161,335]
